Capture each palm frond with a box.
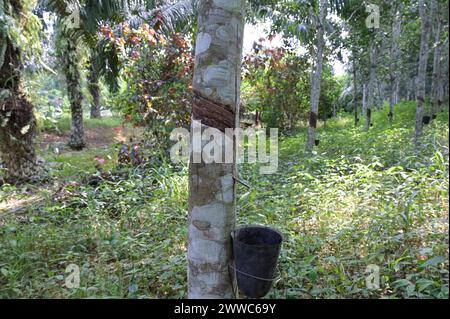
[127,0,199,35]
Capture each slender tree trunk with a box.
[389,5,402,123]
[406,77,411,101]
[365,38,377,132]
[362,83,367,118]
[414,0,432,146]
[429,0,441,121]
[394,79,400,105]
[0,38,41,184]
[307,0,328,150]
[88,59,101,119]
[409,77,416,101]
[377,82,383,110]
[437,38,448,111]
[188,0,246,299]
[62,35,85,150]
[352,52,359,126]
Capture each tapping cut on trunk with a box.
[422,116,431,125]
[414,0,432,146]
[309,112,318,129]
[192,90,235,132]
[188,0,246,299]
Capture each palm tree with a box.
[55,18,85,149]
[48,0,138,148]
[44,0,197,148]
[87,52,101,118]
[0,0,43,184]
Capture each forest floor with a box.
[0,101,448,299]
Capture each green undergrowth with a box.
[0,102,448,299]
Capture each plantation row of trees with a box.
[1,0,449,183]
[1,0,449,184]
[1,0,196,183]
[0,0,448,300]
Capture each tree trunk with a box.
[441,38,448,106]
[62,35,85,150]
[365,38,377,132]
[429,0,441,120]
[188,0,246,299]
[307,0,327,150]
[406,77,411,101]
[352,52,358,126]
[0,38,41,184]
[88,60,101,119]
[362,83,367,118]
[437,38,448,111]
[414,0,431,146]
[409,77,416,101]
[394,79,400,105]
[389,5,402,123]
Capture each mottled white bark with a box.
[389,5,402,123]
[188,0,246,299]
[365,38,377,132]
[307,0,328,150]
[437,38,448,110]
[414,0,431,146]
[352,52,359,126]
[394,80,400,105]
[362,83,367,118]
[429,0,441,120]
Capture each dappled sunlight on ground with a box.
[0,103,448,299]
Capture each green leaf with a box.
[392,279,413,288]
[420,256,446,269]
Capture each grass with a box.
[42,146,119,181]
[49,114,124,136]
[0,101,448,299]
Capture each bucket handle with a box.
[229,264,280,282]
[233,175,251,189]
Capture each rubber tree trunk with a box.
[0,38,40,184]
[365,38,377,132]
[394,79,400,105]
[307,0,328,150]
[389,5,402,123]
[188,0,246,299]
[414,0,431,146]
[429,0,441,121]
[62,35,85,150]
[362,83,367,118]
[88,60,101,119]
[352,51,358,126]
[437,38,448,110]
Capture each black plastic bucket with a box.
[231,225,283,298]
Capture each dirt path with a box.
[39,125,145,154]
